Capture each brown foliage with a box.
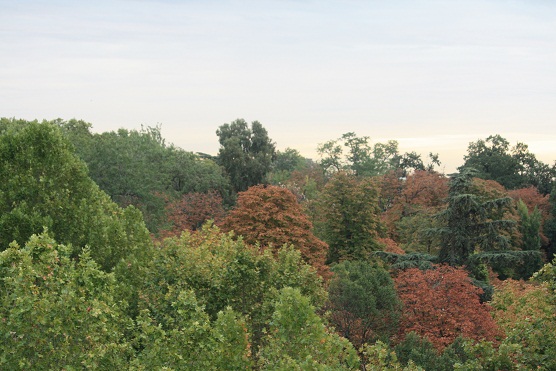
[220,185,330,279]
[380,170,448,241]
[377,237,405,255]
[508,186,550,215]
[161,191,225,238]
[509,186,550,246]
[394,265,502,350]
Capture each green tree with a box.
[460,134,554,192]
[327,261,401,349]
[317,132,399,177]
[141,223,326,356]
[514,200,543,279]
[77,125,229,231]
[0,233,132,369]
[0,119,152,272]
[433,168,518,269]
[318,172,383,263]
[544,187,556,260]
[491,279,556,370]
[131,290,252,370]
[216,119,276,193]
[257,287,360,370]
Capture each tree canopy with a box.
[216,119,276,193]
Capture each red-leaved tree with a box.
[161,191,225,238]
[394,265,502,350]
[220,185,330,279]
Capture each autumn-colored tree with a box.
[160,191,225,238]
[394,265,501,350]
[220,185,329,278]
[318,171,383,263]
[381,170,448,245]
[508,186,550,215]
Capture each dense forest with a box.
[1,117,556,370]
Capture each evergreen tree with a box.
[544,187,556,260]
[435,168,516,267]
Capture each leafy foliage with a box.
[216,119,276,193]
[460,134,555,193]
[394,265,502,350]
[318,171,383,263]
[257,287,360,370]
[161,190,225,237]
[0,119,152,272]
[0,233,132,369]
[432,168,517,268]
[490,279,556,370]
[140,224,326,355]
[221,185,329,278]
[327,261,401,348]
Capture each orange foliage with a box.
[471,178,508,199]
[394,265,502,350]
[508,186,550,215]
[160,191,225,238]
[377,237,405,255]
[380,170,448,240]
[220,185,330,279]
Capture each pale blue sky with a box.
[1,0,555,172]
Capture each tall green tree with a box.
[514,200,543,279]
[317,132,399,176]
[434,168,517,268]
[460,134,555,193]
[216,119,276,193]
[141,223,326,355]
[318,171,383,263]
[318,132,440,178]
[544,187,556,260]
[327,261,401,348]
[0,119,152,272]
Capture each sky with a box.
[1,0,555,173]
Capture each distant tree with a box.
[514,200,543,279]
[221,185,329,278]
[544,187,556,260]
[53,120,231,232]
[381,170,448,245]
[318,132,440,178]
[327,261,401,349]
[318,171,383,263]
[433,169,517,268]
[317,132,399,176]
[394,265,501,350]
[216,119,276,193]
[460,134,555,193]
[161,190,225,237]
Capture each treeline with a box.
[1,117,556,370]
